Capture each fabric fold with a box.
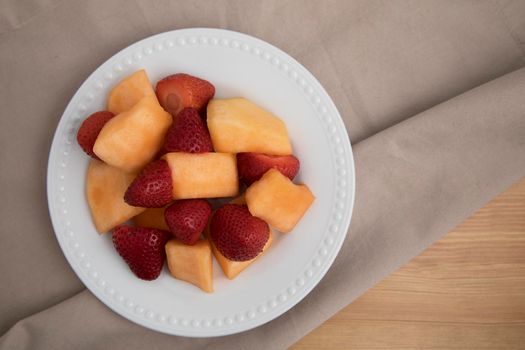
[2,66,524,350]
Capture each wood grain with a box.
[292,177,525,350]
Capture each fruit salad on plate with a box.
[77,69,315,293]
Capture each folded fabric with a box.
[1,1,525,349]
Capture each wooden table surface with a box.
[292,177,525,350]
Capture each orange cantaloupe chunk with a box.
[163,152,238,199]
[107,69,155,115]
[165,238,213,293]
[246,169,315,233]
[94,95,172,173]
[86,159,145,233]
[133,207,170,231]
[207,98,292,155]
[205,225,273,279]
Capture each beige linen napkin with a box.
[1,1,525,349]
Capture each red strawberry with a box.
[164,199,212,245]
[210,204,270,261]
[155,73,215,117]
[124,160,172,208]
[236,153,300,186]
[163,108,213,153]
[112,225,171,280]
[76,111,114,159]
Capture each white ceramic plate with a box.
[47,28,355,337]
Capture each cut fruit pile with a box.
[78,69,315,293]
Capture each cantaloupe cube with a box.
[86,159,145,233]
[107,69,155,115]
[163,152,238,199]
[246,169,315,233]
[133,207,170,230]
[207,98,292,155]
[94,95,172,173]
[165,238,213,293]
[205,226,273,279]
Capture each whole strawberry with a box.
[210,204,270,261]
[76,111,114,159]
[156,73,215,117]
[124,159,172,208]
[237,152,300,186]
[163,108,213,154]
[164,199,212,245]
[112,225,171,280]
